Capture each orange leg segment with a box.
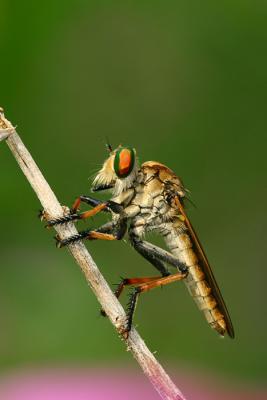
[101,272,187,327]
[136,271,187,293]
[76,203,107,220]
[71,197,82,212]
[114,276,161,299]
[46,203,108,228]
[100,276,161,316]
[87,231,116,241]
[56,229,117,247]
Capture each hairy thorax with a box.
[111,161,186,239]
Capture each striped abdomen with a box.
[164,227,227,336]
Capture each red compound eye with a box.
[114,147,135,178]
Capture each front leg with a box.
[71,195,123,214]
[45,196,123,227]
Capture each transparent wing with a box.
[175,196,235,338]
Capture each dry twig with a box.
[0,107,186,400]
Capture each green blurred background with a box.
[0,0,266,388]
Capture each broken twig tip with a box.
[0,108,16,141]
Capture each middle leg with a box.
[56,219,127,247]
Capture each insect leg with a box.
[71,196,106,213]
[46,202,107,227]
[56,219,127,248]
[96,219,127,240]
[131,239,170,276]
[130,235,187,274]
[46,199,123,227]
[55,229,115,247]
[101,230,171,316]
[71,195,122,214]
[100,275,161,317]
[126,271,187,333]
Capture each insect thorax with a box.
[111,162,186,239]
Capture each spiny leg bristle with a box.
[54,231,89,248]
[45,213,80,228]
[54,235,75,248]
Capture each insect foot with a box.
[54,234,65,248]
[38,209,50,222]
[39,206,71,228]
[54,233,79,248]
[100,308,107,317]
[117,318,131,340]
[120,327,130,340]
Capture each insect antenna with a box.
[105,137,113,153]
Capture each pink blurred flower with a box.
[0,367,265,400]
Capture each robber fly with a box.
[45,144,234,338]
